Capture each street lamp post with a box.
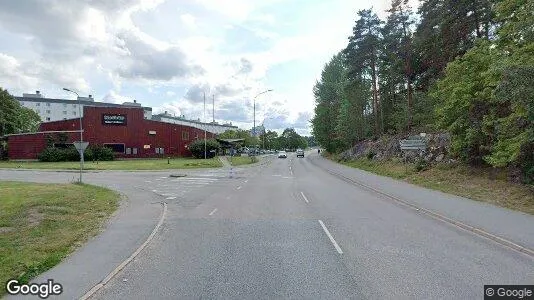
[63,88,84,183]
[252,89,273,154]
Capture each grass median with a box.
[0,157,222,170]
[0,181,120,296]
[328,155,534,215]
[228,156,259,166]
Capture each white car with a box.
[278,151,287,158]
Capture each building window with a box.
[46,117,51,121]
[126,148,132,155]
[46,103,50,107]
[133,148,138,155]
[36,103,40,107]
[63,118,67,120]
[46,110,51,114]
[182,131,189,140]
[63,111,67,115]
[20,101,24,106]
[103,143,125,153]
[63,103,67,108]
[73,104,77,108]
[73,111,76,116]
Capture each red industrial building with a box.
[6,106,216,160]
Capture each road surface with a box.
[2,151,533,299]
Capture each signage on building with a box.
[148,131,156,135]
[144,144,151,149]
[102,114,127,125]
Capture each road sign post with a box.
[73,141,89,183]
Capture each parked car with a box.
[296,149,304,158]
[278,151,287,158]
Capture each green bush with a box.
[188,139,220,159]
[88,145,114,161]
[414,159,430,172]
[38,145,114,162]
[38,147,79,162]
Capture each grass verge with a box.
[328,155,534,215]
[0,181,120,296]
[0,158,222,170]
[228,156,258,166]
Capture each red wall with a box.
[8,106,216,159]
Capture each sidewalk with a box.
[309,154,534,251]
[218,156,232,168]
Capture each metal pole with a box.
[212,94,215,123]
[204,92,207,159]
[63,88,83,183]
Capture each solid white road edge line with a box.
[300,192,310,203]
[80,202,168,300]
[318,220,343,254]
[209,208,218,216]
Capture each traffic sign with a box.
[73,141,89,152]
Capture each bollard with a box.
[167,157,170,164]
[229,167,234,178]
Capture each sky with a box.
[0,0,416,136]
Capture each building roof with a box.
[152,113,238,128]
[14,96,153,111]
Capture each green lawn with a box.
[330,156,534,215]
[228,156,258,166]
[0,182,120,296]
[0,158,222,170]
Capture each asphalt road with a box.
[2,152,533,299]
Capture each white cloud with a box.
[0,0,414,136]
[180,14,197,28]
[102,90,133,104]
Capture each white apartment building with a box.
[15,91,238,134]
[16,91,152,122]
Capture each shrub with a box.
[366,150,376,160]
[38,145,114,162]
[188,139,220,159]
[414,159,430,172]
[38,147,79,162]
[89,145,114,161]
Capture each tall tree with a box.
[413,0,495,90]
[380,0,416,132]
[0,88,41,136]
[344,9,382,135]
[311,53,346,152]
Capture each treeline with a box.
[311,0,533,182]
[220,128,308,150]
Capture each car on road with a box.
[278,151,287,158]
[296,149,304,158]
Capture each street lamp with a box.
[252,89,273,153]
[63,88,84,183]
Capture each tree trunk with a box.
[402,17,413,132]
[370,49,380,135]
